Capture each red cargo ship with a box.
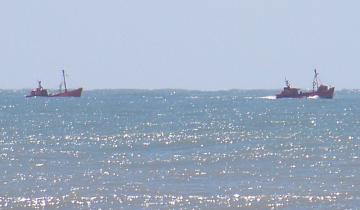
[26,70,83,98]
[276,69,334,99]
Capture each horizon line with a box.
[0,87,358,92]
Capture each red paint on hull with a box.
[50,88,83,97]
[26,88,83,98]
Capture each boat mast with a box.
[38,81,43,89]
[313,69,319,92]
[285,78,290,88]
[62,70,67,92]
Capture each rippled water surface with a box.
[1,89,360,209]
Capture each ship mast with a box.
[313,69,319,92]
[285,78,290,88]
[38,81,43,90]
[62,70,67,93]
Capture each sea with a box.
[1,89,360,209]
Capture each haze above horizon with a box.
[1,1,359,90]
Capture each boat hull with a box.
[26,88,83,98]
[26,90,49,97]
[50,88,83,97]
[276,87,334,99]
[317,87,335,99]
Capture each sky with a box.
[1,0,360,90]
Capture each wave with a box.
[258,96,277,100]
[307,95,319,99]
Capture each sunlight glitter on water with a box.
[1,90,360,209]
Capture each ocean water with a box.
[1,89,360,209]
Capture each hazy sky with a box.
[1,0,360,90]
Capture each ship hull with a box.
[50,88,83,97]
[27,88,83,98]
[26,90,49,97]
[276,87,334,99]
[317,87,335,99]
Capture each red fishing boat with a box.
[26,70,83,98]
[276,69,334,99]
